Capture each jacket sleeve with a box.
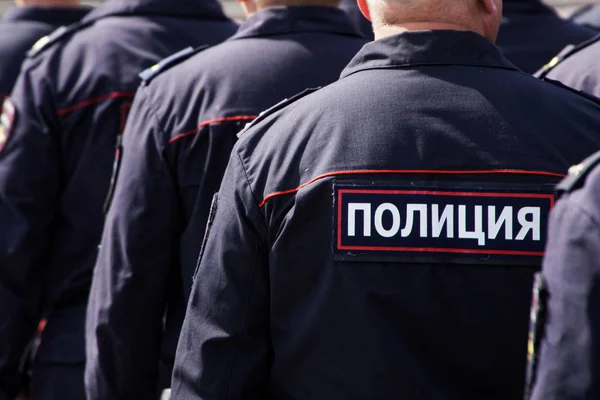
[171,149,271,400]
[85,88,180,400]
[531,196,600,400]
[0,61,61,399]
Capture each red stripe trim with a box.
[56,92,136,116]
[336,245,544,257]
[168,115,257,145]
[258,169,565,208]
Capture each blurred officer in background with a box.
[570,4,600,31]
[536,35,600,97]
[340,0,373,39]
[496,0,595,74]
[527,150,600,399]
[171,0,600,396]
[0,0,236,399]
[0,0,89,98]
[85,0,366,398]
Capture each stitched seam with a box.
[56,92,135,116]
[168,116,257,145]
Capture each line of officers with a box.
[1,0,600,399]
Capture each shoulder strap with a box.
[237,87,321,138]
[139,45,210,84]
[541,77,600,106]
[536,34,600,78]
[27,21,93,58]
[556,150,600,197]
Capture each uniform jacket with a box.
[86,6,365,400]
[0,6,90,97]
[172,30,600,400]
[530,151,600,400]
[0,0,236,398]
[497,0,595,74]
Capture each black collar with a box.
[341,30,519,79]
[83,0,228,23]
[230,6,362,41]
[3,6,91,25]
[502,0,555,16]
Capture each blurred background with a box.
[0,0,593,19]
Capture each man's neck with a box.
[374,22,482,40]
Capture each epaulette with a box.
[541,77,600,106]
[556,150,600,197]
[569,4,594,21]
[237,87,321,138]
[27,21,90,58]
[536,34,600,78]
[139,45,209,84]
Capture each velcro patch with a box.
[333,181,555,265]
[0,98,16,152]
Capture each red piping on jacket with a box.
[168,115,257,145]
[56,92,136,116]
[257,169,566,208]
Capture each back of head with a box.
[362,0,503,41]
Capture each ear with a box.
[479,0,497,14]
[357,0,372,21]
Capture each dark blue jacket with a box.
[536,35,600,98]
[529,151,600,400]
[0,6,90,97]
[497,0,595,74]
[339,0,373,39]
[172,30,600,400]
[0,1,236,398]
[86,7,365,399]
[570,4,600,31]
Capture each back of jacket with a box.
[173,31,600,400]
[0,6,90,97]
[497,0,595,73]
[0,0,236,397]
[87,7,366,399]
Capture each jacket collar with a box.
[230,6,362,40]
[341,30,519,79]
[502,0,555,16]
[83,0,228,23]
[3,6,91,25]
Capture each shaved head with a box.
[360,0,502,41]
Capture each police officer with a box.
[536,35,600,97]
[340,0,373,39]
[0,1,236,399]
[570,4,600,31]
[86,1,366,399]
[0,0,90,97]
[527,151,600,400]
[496,0,595,74]
[171,0,600,396]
